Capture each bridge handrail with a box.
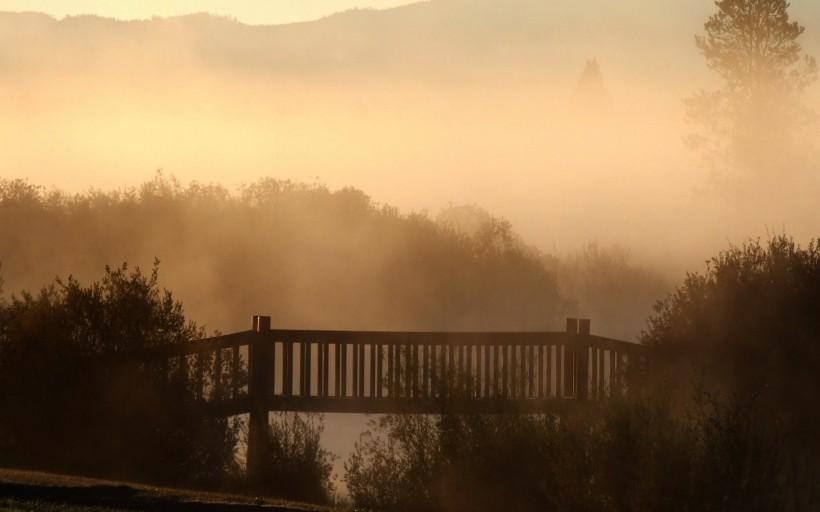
[123,328,643,361]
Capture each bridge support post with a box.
[247,315,272,482]
[564,318,577,398]
[577,319,591,401]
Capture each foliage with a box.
[0,263,240,487]
[346,415,441,512]
[547,243,670,340]
[346,235,820,511]
[345,394,789,512]
[642,235,820,509]
[0,175,573,334]
[252,413,336,504]
[686,0,818,181]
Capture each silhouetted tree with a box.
[0,263,241,486]
[572,58,611,113]
[0,175,575,333]
[642,235,820,509]
[686,0,818,180]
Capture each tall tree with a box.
[686,0,817,181]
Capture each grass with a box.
[0,468,330,511]
[0,498,123,511]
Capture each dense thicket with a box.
[345,236,820,511]
[642,235,820,507]
[345,396,785,512]
[0,264,240,486]
[254,413,336,503]
[0,176,666,339]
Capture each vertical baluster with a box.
[352,344,359,398]
[316,343,321,397]
[411,344,418,399]
[590,348,597,400]
[360,343,366,398]
[546,345,553,398]
[393,345,400,398]
[282,342,289,396]
[341,343,348,398]
[537,344,543,399]
[401,343,408,398]
[377,344,384,398]
[565,318,578,399]
[431,345,439,398]
[501,344,507,397]
[447,343,455,396]
[322,342,330,398]
[334,343,341,397]
[368,343,375,398]
[484,345,491,398]
[464,345,474,399]
[422,344,429,398]
[317,343,323,397]
[493,345,500,398]
[526,345,533,398]
[556,345,564,398]
[387,344,394,398]
[475,344,486,398]
[307,342,314,397]
[511,345,518,398]
[325,343,331,397]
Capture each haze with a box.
[2,0,819,270]
[0,0,416,25]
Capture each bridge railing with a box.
[127,316,643,415]
[125,315,643,476]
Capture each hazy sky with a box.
[0,0,416,25]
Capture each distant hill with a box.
[0,1,715,84]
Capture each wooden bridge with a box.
[128,315,643,475]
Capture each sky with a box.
[0,0,416,25]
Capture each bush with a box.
[641,235,820,507]
[0,263,241,487]
[252,413,336,504]
[345,395,789,512]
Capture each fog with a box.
[2,0,819,494]
[2,1,818,276]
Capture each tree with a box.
[571,58,611,114]
[642,236,820,507]
[0,263,241,486]
[686,0,817,181]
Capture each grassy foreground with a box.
[0,468,328,511]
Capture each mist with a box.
[3,1,818,277]
[2,1,820,503]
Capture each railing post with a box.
[564,318,577,398]
[247,315,271,481]
[577,318,591,401]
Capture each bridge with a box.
[126,315,643,475]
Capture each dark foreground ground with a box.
[0,469,328,512]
